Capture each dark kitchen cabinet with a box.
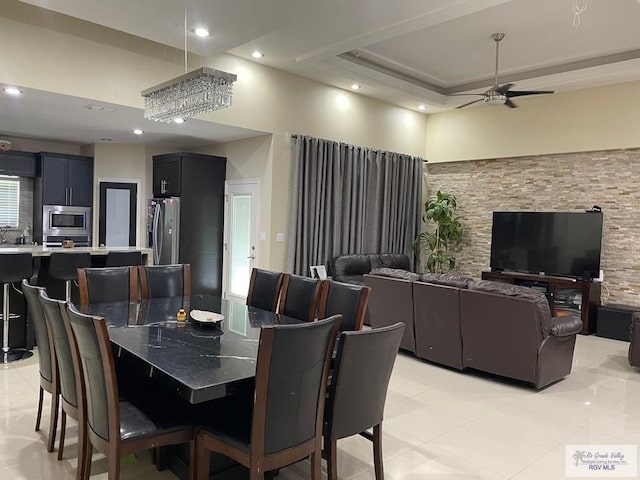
[0,151,36,177]
[153,156,182,197]
[151,152,226,295]
[38,153,94,206]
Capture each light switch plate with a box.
[276,233,285,242]
[259,232,266,241]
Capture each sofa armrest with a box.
[550,315,583,336]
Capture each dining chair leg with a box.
[372,424,384,480]
[76,416,87,480]
[188,440,195,480]
[194,434,210,480]
[57,410,67,460]
[325,439,338,480]
[46,392,59,452]
[35,387,44,431]
[82,440,93,480]
[311,450,322,480]
[249,467,264,480]
[108,452,120,480]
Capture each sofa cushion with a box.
[370,254,411,271]
[369,268,420,282]
[420,273,473,289]
[467,280,552,337]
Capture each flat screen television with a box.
[490,211,603,280]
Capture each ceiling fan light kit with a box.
[451,33,554,109]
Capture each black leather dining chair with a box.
[246,268,284,312]
[194,315,342,480]
[62,302,195,480]
[138,264,191,299]
[105,251,143,267]
[278,274,322,322]
[77,266,139,305]
[318,279,371,331]
[22,280,59,452]
[39,290,86,473]
[323,323,405,480]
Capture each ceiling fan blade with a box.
[507,90,554,98]
[504,99,518,108]
[457,99,484,109]
[447,93,484,97]
[496,83,514,94]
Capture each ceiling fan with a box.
[451,33,554,109]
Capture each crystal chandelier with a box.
[142,67,237,123]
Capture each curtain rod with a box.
[289,134,428,163]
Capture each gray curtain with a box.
[287,135,423,275]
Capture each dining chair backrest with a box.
[318,280,371,331]
[138,264,191,299]
[62,303,117,445]
[254,314,341,455]
[324,323,404,441]
[77,266,139,305]
[246,268,283,312]
[278,274,322,322]
[39,291,78,409]
[105,251,143,267]
[22,280,53,383]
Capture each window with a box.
[0,176,20,228]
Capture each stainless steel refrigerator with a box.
[148,198,180,265]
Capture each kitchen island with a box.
[0,246,153,352]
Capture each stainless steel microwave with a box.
[43,205,92,237]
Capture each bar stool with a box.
[0,253,34,363]
[48,252,92,302]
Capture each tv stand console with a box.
[481,271,601,335]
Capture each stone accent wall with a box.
[425,148,640,306]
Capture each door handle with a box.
[69,187,73,205]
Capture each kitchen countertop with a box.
[0,245,153,258]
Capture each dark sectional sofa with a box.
[364,269,583,388]
[326,253,410,285]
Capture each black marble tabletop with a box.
[82,295,302,404]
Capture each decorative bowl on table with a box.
[190,309,224,327]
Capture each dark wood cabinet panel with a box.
[0,151,36,177]
[39,153,93,206]
[481,271,600,334]
[153,157,181,197]
[67,157,94,206]
[152,152,226,295]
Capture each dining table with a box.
[82,294,303,404]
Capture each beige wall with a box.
[3,136,82,156]
[425,80,640,162]
[91,143,148,246]
[191,135,275,268]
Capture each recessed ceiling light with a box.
[418,104,427,111]
[351,84,361,90]
[194,27,210,38]
[173,117,185,124]
[252,51,264,59]
[3,87,22,96]
[133,129,144,135]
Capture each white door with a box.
[223,180,259,302]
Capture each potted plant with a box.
[413,190,463,273]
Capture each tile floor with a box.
[1,334,637,479]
